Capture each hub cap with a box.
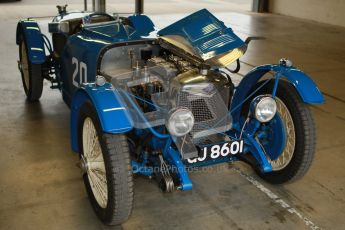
[82,117,108,208]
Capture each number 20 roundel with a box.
[72,57,87,88]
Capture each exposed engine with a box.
[146,54,234,139]
[100,40,236,158]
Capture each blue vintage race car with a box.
[16,4,324,225]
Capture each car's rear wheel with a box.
[247,80,316,184]
[78,101,133,225]
[19,38,43,101]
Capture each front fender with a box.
[16,20,46,64]
[70,83,133,152]
[231,64,325,122]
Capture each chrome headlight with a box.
[251,96,277,123]
[166,107,195,136]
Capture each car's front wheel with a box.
[18,38,43,101]
[78,101,133,225]
[249,80,316,184]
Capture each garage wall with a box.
[269,0,345,27]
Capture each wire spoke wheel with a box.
[246,80,316,184]
[18,37,43,101]
[20,41,30,90]
[78,101,133,225]
[268,98,296,171]
[82,117,108,208]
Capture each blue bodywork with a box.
[60,18,154,105]
[128,14,155,36]
[158,9,245,59]
[231,64,324,123]
[70,83,133,152]
[16,20,46,64]
[17,8,324,191]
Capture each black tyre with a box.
[247,80,316,184]
[78,101,133,225]
[19,38,43,101]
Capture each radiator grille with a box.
[190,99,214,122]
[177,83,232,139]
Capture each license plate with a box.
[187,140,244,164]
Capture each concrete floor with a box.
[1,1,345,230]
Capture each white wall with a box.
[269,0,345,27]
